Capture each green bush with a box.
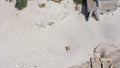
[15,0,27,10]
[73,0,82,4]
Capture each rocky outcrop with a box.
[69,43,120,68]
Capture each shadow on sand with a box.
[81,0,89,21]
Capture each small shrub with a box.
[73,0,82,11]
[73,0,82,4]
[15,0,27,10]
[39,3,46,8]
[5,0,13,2]
[9,0,13,2]
[51,0,62,3]
[47,22,54,26]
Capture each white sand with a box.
[0,0,120,68]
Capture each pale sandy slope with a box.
[0,0,120,68]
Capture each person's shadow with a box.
[81,0,89,21]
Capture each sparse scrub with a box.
[73,0,82,10]
[9,0,13,2]
[73,0,82,4]
[15,0,27,10]
[47,22,54,26]
[5,0,13,2]
[51,0,62,3]
[39,3,46,8]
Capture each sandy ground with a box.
[0,0,120,68]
